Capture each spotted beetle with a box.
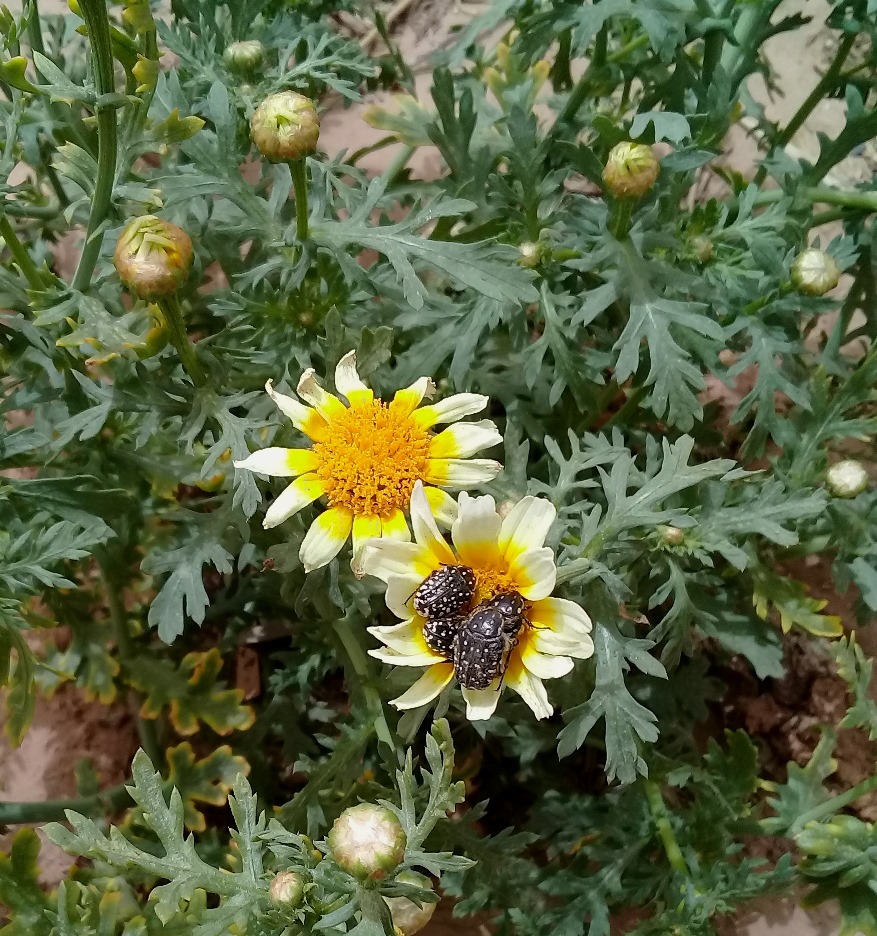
[453,592,526,690]
[423,613,465,658]
[412,564,476,619]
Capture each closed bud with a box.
[384,871,436,936]
[691,236,713,263]
[250,91,320,162]
[791,247,840,296]
[224,40,265,73]
[826,459,868,498]
[328,804,406,882]
[603,142,660,199]
[269,870,304,907]
[114,215,193,300]
[658,525,685,546]
[517,242,546,269]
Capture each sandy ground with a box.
[2,1,875,934]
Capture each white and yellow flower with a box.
[359,482,594,721]
[234,351,503,572]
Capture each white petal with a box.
[334,350,373,404]
[381,509,411,542]
[520,649,574,680]
[509,547,557,600]
[391,663,455,710]
[423,486,458,527]
[234,447,317,477]
[451,493,502,566]
[462,684,502,721]
[299,507,353,572]
[429,420,502,459]
[391,376,435,416]
[506,667,553,720]
[425,458,503,488]
[412,393,489,428]
[410,481,456,564]
[370,646,442,667]
[263,475,325,528]
[384,574,424,620]
[265,379,322,435]
[529,597,593,638]
[498,497,557,563]
[358,538,437,584]
[296,368,347,420]
[368,619,426,654]
[531,628,594,659]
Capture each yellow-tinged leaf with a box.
[752,569,843,638]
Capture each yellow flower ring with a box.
[359,481,595,721]
[234,351,503,572]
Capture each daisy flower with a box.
[234,351,503,572]
[358,482,594,721]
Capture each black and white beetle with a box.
[422,613,465,658]
[453,592,527,690]
[412,564,476,619]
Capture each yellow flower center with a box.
[469,563,517,607]
[312,399,430,518]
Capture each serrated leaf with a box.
[0,829,51,936]
[762,729,837,835]
[752,568,843,638]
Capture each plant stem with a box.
[157,294,207,388]
[290,159,310,242]
[0,782,133,825]
[645,780,690,878]
[331,615,398,756]
[552,24,608,136]
[735,186,877,215]
[603,384,646,427]
[609,199,633,240]
[788,773,877,836]
[0,214,45,289]
[697,0,724,87]
[71,0,118,293]
[3,201,61,219]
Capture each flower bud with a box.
[250,91,320,162]
[826,459,868,498]
[327,804,406,882]
[602,142,660,199]
[658,525,685,546]
[384,871,436,936]
[269,870,304,907]
[691,236,713,263]
[517,242,546,269]
[791,247,840,296]
[114,215,193,300]
[224,40,265,73]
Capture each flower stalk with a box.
[0,213,46,290]
[157,294,207,388]
[291,158,310,243]
[645,780,690,879]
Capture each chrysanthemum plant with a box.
[2,0,877,933]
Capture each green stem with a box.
[71,0,118,293]
[331,615,397,755]
[603,385,646,428]
[788,774,877,836]
[3,201,61,219]
[0,214,45,289]
[645,780,690,878]
[734,186,877,215]
[609,199,633,240]
[551,24,608,136]
[0,783,133,825]
[697,0,724,86]
[98,557,164,768]
[384,144,415,183]
[290,159,310,243]
[157,294,207,388]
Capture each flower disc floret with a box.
[233,351,503,572]
[360,482,595,721]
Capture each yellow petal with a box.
[263,474,326,529]
[424,458,502,488]
[410,481,456,565]
[391,376,435,416]
[391,663,455,710]
[296,367,348,421]
[411,393,489,429]
[450,492,502,566]
[423,486,458,527]
[334,350,374,406]
[367,618,429,655]
[234,447,317,477]
[265,379,326,439]
[528,597,593,640]
[381,509,412,541]
[509,547,556,600]
[299,506,353,572]
[358,539,438,584]
[352,514,382,556]
[429,420,502,459]
[498,496,556,563]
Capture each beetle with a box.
[412,564,476,619]
[453,592,527,690]
[422,613,465,658]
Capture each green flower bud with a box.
[826,459,868,498]
[791,247,840,296]
[328,804,406,883]
[269,870,304,907]
[250,91,320,162]
[114,215,193,300]
[384,871,436,936]
[224,40,265,73]
[658,525,685,546]
[602,142,660,199]
[518,242,546,269]
[691,236,713,263]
